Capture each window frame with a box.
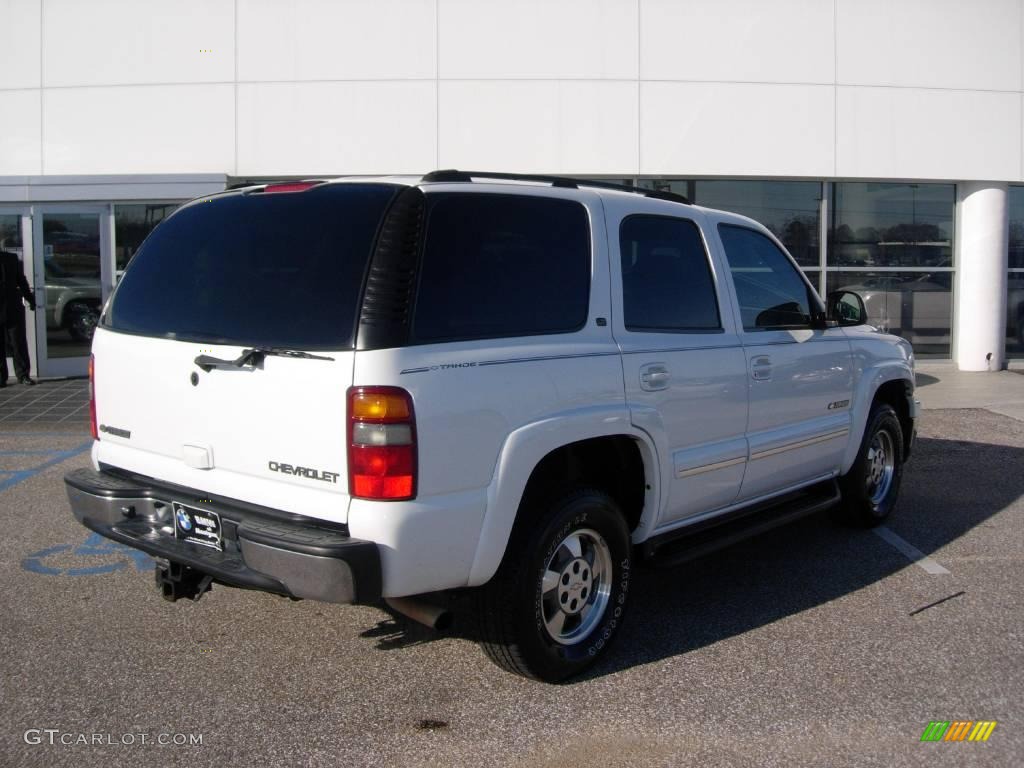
[618,213,724,334]
[717,222,824,333]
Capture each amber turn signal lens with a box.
[350,391,411,421]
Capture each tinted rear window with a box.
[412,193,590,342]
[104,183,398,349]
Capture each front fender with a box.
[841,351,914,474]
[466,405,661,587]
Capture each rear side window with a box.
[105,184,398,349]
[412,194,590,342]
[619,215,720,331]
[718,224,813,330]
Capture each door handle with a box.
[750,355,772,381]
[640,363,671,391]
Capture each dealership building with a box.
[1,0,1023,378]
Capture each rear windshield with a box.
[104,183,398,349]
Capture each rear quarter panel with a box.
[348,186,638,595]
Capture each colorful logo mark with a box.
[920,721,997,742]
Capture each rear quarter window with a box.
[412,193,591,343]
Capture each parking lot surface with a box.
[0,398,1020,766]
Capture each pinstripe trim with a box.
[400,350,619,374]
[749,429,849,461]
[676,456,746,478]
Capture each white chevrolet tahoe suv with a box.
[65,171,918,682]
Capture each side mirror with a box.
[826,290,867,326]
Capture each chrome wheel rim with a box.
[866,428,895,505]
[540,528,613,646]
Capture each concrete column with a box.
[955,182,1009,371]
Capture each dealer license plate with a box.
[172,502,222,551]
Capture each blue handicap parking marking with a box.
[0,440,92,493]
[5,438,153,576]
[22,533,154,577]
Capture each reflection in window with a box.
[829,183,954,268]
[114,203,179,276]
[1010,186,1024,270]
[640,179,821,267]
[1009,186,1024,357]
[719,224,812,330]
[827,271,951,357]
[0,215,22,253]
[1008,272,1024,358]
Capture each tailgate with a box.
[92,330,354,523]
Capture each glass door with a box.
[31,205,114,378]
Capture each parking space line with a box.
[873,526,951,575]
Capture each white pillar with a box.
[955,182,1009,371]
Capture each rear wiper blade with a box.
[194,347,334,372]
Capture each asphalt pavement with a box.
[0,390,1020,766]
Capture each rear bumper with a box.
[64,467,381,604]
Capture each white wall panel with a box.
[0,90,41,174]
[439,0,637,79]
[43,0,234,87]
[43,85,234,174]
[438,81,638,174]
[0,0,41,89]
[237,81,436,175]
[837,0,1022,91]
[835,86,1021,181]
[641,82,834,177]
[641,0,834,84]
[238,0,436,82]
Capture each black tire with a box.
[473,488,632,682]
[66,302,99,342]
[837,402,904,527]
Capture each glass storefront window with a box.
[829,183,954,268]
[0,215,23,253]
[640,179,821,267]
[1008,186,1024,357]
[826,271,952,357]
[114,203,178,277]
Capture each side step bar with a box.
[641,480,841,568]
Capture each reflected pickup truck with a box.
[65,171,918,682]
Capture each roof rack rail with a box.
[420,169,691,205]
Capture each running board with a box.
[641,479,841,568]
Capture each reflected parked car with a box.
[841,274,951,347]
[44,258,101,342]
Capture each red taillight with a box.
[260,181,321,194]
[347,387,416,501]
[88,354,98,440]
